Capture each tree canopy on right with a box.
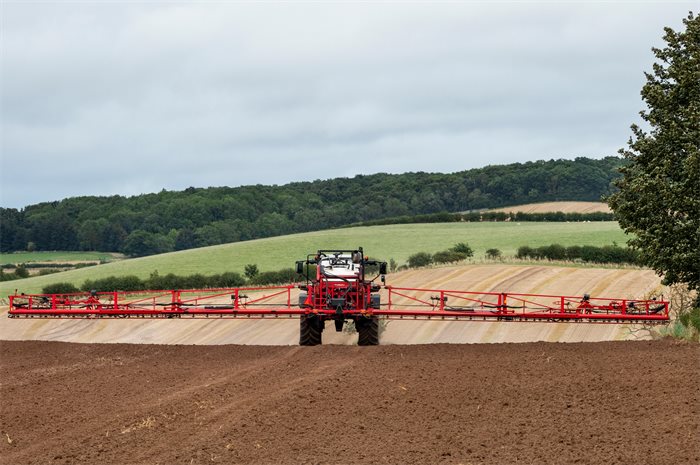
[608,12,700,292]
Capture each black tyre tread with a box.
[357,317,379,346]
[299,315,322,346]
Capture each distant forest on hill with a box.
[0,157,623,256]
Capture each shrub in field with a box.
[83,275,144,292]
[451,243,474,258]
[407,252,433,268]
[37,269,60,276]
[516,246,535,259]
[250,268,297,285]
[566,245,583,260]
[601,245,640,264]
[42,282,80,294]
[244,264,259,279]
[432,250,468,264]
[540,244,567,260]
[147,272,183,290]
[657,284,700,342]
[679,307,700,339]
[485,248,502,259]
[480,212,509,221]
[211,272,246,288]
[0,269,20,282]
[176,274,201,289]
[14,266,29,278]
[579,245,601,263]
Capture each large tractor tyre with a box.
[299,314,322,346]
[357,316,380,346]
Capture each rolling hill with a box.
[0,221,629,296]
[1,157,625,256]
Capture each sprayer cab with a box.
[295,248,387,345]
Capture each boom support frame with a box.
[8,285,669,324]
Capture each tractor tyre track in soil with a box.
[1,340,698,465]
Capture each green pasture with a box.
[1,222,629,296]
[0,251,121,265]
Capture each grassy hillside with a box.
[1,221,628,296]
[2,157,624,255]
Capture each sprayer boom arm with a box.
[8,285,669,324]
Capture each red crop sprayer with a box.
[8,247,670,345]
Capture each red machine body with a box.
[7,247,670,345]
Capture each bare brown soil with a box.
[1,340,697,465]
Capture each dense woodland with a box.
[0,157,624,256]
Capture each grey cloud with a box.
[1,2,694,208]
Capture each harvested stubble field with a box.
[487,201,612,214]
[0,340,698,465]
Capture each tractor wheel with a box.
[299,314,322,346]
[357,316,379,346]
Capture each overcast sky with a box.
[0,2,694,209]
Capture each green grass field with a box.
[0,251,121,265]
[0,222,629,296]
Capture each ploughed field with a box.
[1,265,665,345]
[0,340,697,465]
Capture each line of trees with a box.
[1,262,100,282]
[2,157,624,257]
[515,244,640,265]
[0,266,31,282]
[402,243,640,269]
[406,243,475,268]
[39,242,642,294]
[42,268,301,294]
[349,210,613,227]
